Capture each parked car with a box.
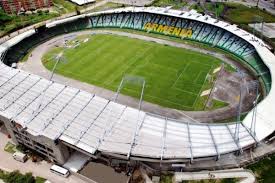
[50,165,70,178]
[13,152,27,162]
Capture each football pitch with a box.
[42,34,223,110]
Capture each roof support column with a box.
[226,124,243,155]
[208,125,220,160]
[25,85,67,125]
[97,104,127,147]
[11,81,53,121]
[75,101,110,145]
[187,122,193,163]
[1,77,41,111]
[242,123,258,145]
[55,94,95,139]
[127,113,146,159]
[160,117,167,161]
[40,89,81,132]
[0,74,30,101]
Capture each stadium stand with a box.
[3,12,270,93]
[0,7,274,164]
[88,12,271,92]
[3,17,91,66]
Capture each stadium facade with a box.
[0,7,274,170]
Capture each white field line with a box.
[192,64,215,108]
[171,62,189,88]
[38,31,228,110]
[55,63,201,109]
[104,45,154,86]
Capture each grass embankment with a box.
[151,0,187,9]
[223,3,275,24]
[90,2,128,12]
[52,0,83,14]
[190,2,275,24]
[0,10,58,37]
[190,2,275,49]
[247,153,275,183]
[0,0,93,37]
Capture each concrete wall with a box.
[0,116,70,164]
[0,116,18,145]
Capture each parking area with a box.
[80,162,129,183]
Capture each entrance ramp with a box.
[64,151,90,173]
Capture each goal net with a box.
[114,75,146,110]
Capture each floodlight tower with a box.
[25,50,67,126]
[97,75,146,158]
[234,69,245,142]
[40,51,67,106]
[249,81,259,137]
[49,52,66,80]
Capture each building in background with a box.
[0,0,53,14]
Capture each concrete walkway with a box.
[20,29,251,122]
[0,126,87,183]
[174,168,256,183]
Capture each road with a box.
[174,168,256,183]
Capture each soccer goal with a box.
[114,75,146,110]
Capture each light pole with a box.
[234,69,244,142]
[256,0,260,8]
[33,51,66,116]
[49,51,65,80]
[249,81,259,136]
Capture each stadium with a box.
[0,6,275,176]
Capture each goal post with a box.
[114,75,146,110]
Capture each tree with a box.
[3,170,35,183]
[0,9,13,25]
[22,172,35,183]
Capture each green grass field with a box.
[42,34,223,110]
[224,3,275,24]
[151,0,187,9]
[189,2,275,24]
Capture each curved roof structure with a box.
[0,7,274,161]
